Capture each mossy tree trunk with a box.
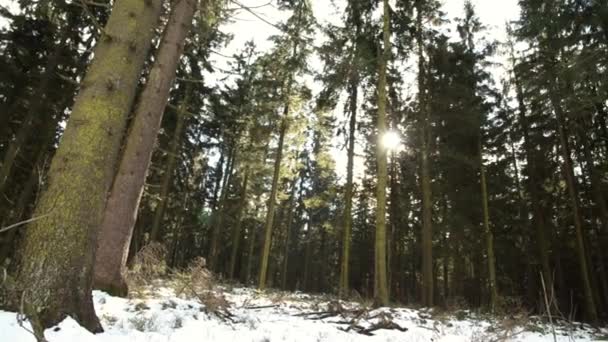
[17,0,162,331]
[374,0,390,306]
[93,0,197,297]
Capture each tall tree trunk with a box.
[258,118,287,289]
[373,0,390,306]
[512,65,553,295]
[281,177,299,290]
[228,167,250,279]
[579,124,608,309]
[93,0,197,296]
[149,93,189,243]
[479,138,498,311]
[302,215,313,291]
[416,6,433,307]
[244,203,260,285]
[209,145,237,271]
[548,84,598,322]
[17,0,162,331]
[339,72,358,298]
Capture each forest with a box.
[0,0,608,339]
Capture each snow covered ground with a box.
[1,283,606,342]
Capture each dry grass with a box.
[171,257,229,313]
[126,243,167,297]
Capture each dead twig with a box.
[0,213,52,234]
[243,304,279,310]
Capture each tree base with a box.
[93,276,129,298]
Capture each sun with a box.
[381,131,401,151]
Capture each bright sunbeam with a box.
[381,131,401,151]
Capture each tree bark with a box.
[93,0,197,296]
[373,0,390,306]
[17,0,162,331]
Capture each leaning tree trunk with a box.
[93,0,197,297]
[548,80,598,322]
[17,0,162,331]
[373,0,390,306]
[258,118,288,290]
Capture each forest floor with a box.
[1,280,607,342]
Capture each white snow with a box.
[1,284,606,342]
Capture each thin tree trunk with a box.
[548,83,598,322]
[93,0,197,296]
[209,145,237,271]
[479,138,498,311]
[579,125,608,309]
[17,0,162,331]
[303,215,313,291]
[373,0,390,306]
[339,72,358,298]
[258,118,287,289]
[149,92,189,243]
[512,65,553,294]
[228,167,250,279]
[281,178,299,290]
[244,206,259,285]
[416,6,433,307]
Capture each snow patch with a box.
[1,286,605,341]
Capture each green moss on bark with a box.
[18,0,163,332]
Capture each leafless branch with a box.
[228,0,282,31]
[0,213,52,234]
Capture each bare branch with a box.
[0,213,52,234]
